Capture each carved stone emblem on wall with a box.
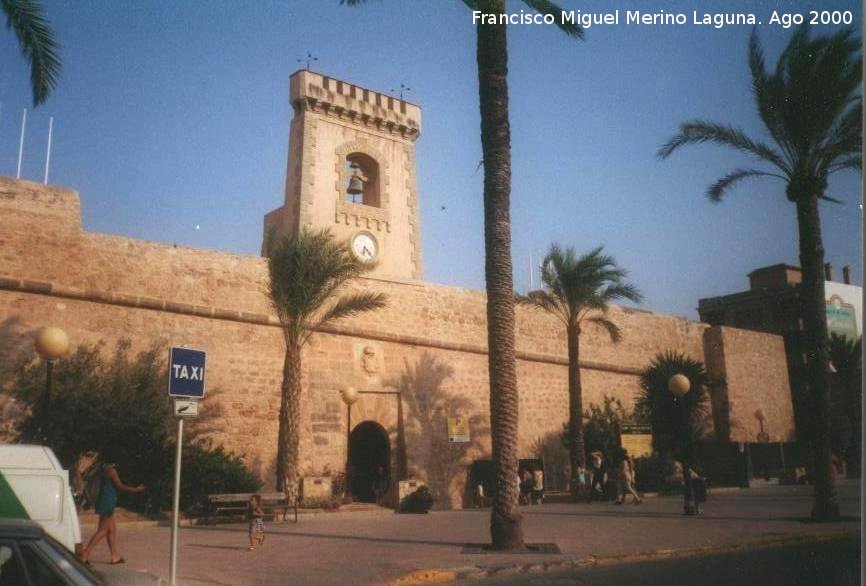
[361,346,380,375]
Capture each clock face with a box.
[351,232,378,263]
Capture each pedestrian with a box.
[374,465,388,505]
[519,468,532,505]
[587,451,607,502]
[615,449,642,505]
[474,482,486,508]
[531,467,544,505]
[247,494,265,550]
[78,456,145,565]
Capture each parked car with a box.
[0,444,81,552]
[0,519,165,585]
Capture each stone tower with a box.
[263,70,423,281]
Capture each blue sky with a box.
[0,0,861,319]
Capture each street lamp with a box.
[667,373,697,515]
[340,387,359,498]
[34,326,70,443]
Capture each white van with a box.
[0,444,81,552]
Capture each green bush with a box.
[633,454,667,493]
[11,340,261,514]
[561,395,627,466]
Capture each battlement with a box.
[290,69,421,141]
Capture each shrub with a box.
[10,340,261,514]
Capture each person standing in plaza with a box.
[79,458,145,565]
[587,451,607,502]
[531,467,544,505]
[615,449,642,505]
[247,494,265,550]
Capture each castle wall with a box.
[0,178,795,506]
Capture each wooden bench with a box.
[205,492,298,524]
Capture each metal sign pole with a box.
[169,416,183,585]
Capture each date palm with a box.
[342,0,581,549]
[267,228,386,503]
[635,351,711,514]
[519,245,641,496]
[2,0,61,105]
[658,25,861,521]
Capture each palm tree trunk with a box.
[795,195,839,521]
[477,0,523,550]
[567,325,586,495]
[276,340,302,506]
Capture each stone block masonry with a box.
[0,177,795,506]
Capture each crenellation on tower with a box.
[291,70,421,140]
[263,69,424,281]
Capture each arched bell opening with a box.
[345,153,380,207]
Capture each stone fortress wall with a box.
[0,177,795,506]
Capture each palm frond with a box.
[520,0,583,38]
[827,157,861,173]
[658,121,789,174]
[267,227,384,345]
[517,289,568,324]
[600,282,643,304]
[1,0,61,106]
[310,292,387,342]
[586,316,621,343]
[706,168,785,202]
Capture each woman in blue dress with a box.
[79,458,145,565]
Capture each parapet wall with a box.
[0,178,794,503]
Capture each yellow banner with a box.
[621,434,652,458]
[447,416,470,443]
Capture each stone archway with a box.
[348,420,390,503]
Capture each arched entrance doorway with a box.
[348,421,390,503]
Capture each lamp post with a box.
[34,326,70,444]
[340,386,359,498]
[668,373,697,515]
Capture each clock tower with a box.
[263,70,424,281]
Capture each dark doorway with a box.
[348,421,390,503]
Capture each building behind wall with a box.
[0,70,797,507]
[699,263,862,477]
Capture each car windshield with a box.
[39,533,103,584]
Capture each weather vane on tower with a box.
[297,51,319,71]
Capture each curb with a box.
[385,529,858,585]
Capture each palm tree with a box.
[658,26,861,521]
[267,228,386,503]
[635,351,711,514]
[342,0,581,549]
[519,245,641,496]
[2,0,62,105]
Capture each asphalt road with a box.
[462,536,862,586]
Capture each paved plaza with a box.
[81,480,861,585]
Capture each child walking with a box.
[247,494,265,550]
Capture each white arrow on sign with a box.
[174,399,199,417]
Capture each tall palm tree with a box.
[2,0,61,106]
[658,25,861,521]
[519,245,641,496]
[342,0,581,549]
[267,228,386,503]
